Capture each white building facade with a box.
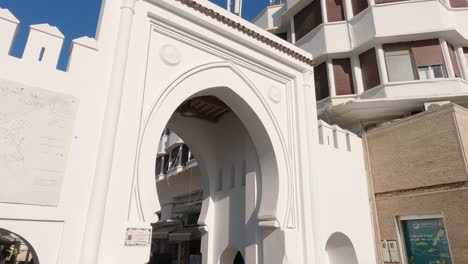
[0,1,377,264]
[253,0,468,132]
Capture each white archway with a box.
[136,62,290,227]
[325,232,358,264]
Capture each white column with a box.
[351,55,364,94]
[456,46,468,80]
[321,0,328,23]
[344,0,354,20]
[440,38,455,78]
[327,59,336,97]
[290,19,296,44]
[375,45,389,84]
[79,0,137,263]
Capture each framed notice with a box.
[399,216,452,264]
[125,228,152,246]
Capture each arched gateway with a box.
[137,62,290,264]
[0,0,378,263]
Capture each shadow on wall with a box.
[325,232,358,264]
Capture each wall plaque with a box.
[125,228,152,246]
[0,80,78,206]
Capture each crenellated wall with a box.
[0,7,99,73]
[313,120,377,264]
[0,7,112,264]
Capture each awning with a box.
[152,225,179,240]
[168,226,202,241]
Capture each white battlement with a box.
[318,120,359,152]
[0,8,98,73]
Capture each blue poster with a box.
[401,218,452,264]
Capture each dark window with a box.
[449,0,468,7]
[314,62,330,100]
[181,144,189,166]
[275,32,288,41]
[359,48,381,90]
[155,155,169,175]
[333,58,355,95]
[351,0,368,16]
[294,0,323,41]
[327,0,345,22]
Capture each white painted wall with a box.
[0,1,379,264]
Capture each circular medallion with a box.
[269,86,282,103]
[160,44,181,66]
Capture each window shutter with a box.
[449,0,468,8]
[359,48,381,91]
[326,0,345,22]
[411,39,444,68]
[384,46,416,82]
[333,58,355,95]
[294,0,323,41]
[351,0,368,16]
[448,43,462,78]
[314,63,330,100]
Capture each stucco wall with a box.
[366,106,468,194]
[376,189,468,264]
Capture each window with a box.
[314,62,329,101]
[294,0,322,41]
[399,215,453,264]
[385,47,416,82]
[359,48,381,90]
[384,39,446,82]
[449,0,468,8]
[326,0,345,22]
[155,155,168,176]
[333,58,355,95]
[168,146,181,170]
[418,65,444,80]
[351,0,368,16]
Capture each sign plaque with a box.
[125,228,152,246]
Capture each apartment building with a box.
[253,0,468,132]
[151,129,203,264]
[254,0,468,263]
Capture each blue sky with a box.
[0,0,269,70]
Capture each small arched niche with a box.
[219,248,244,264]
[0,228,39,264]
[325,232,358,264]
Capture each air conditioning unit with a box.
[424,101,451,111]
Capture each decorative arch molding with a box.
[135,61,292,227]
[325,232,359,264]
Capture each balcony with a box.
[295,22,351,60]
[166,132,184,151]
[252,3,286,32]
[317,78,468,132]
